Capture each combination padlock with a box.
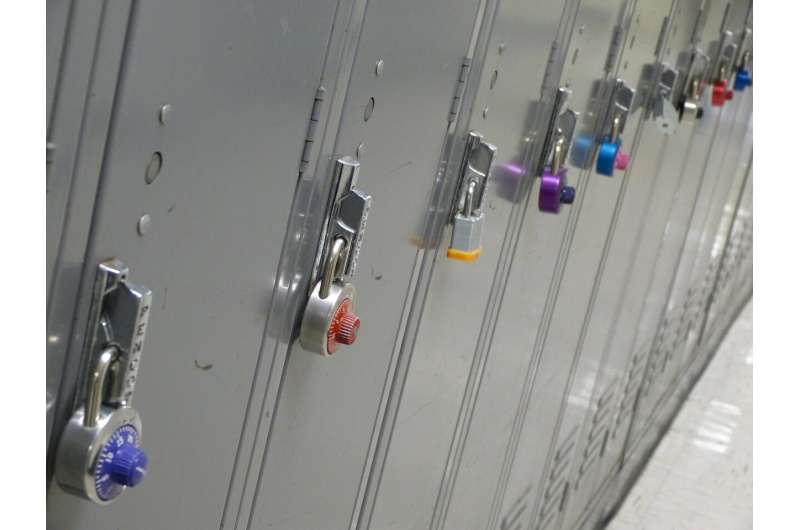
[711,79,733,107]
[734,50,752,92]
[539,136,576,214]
[711,60,734,107]
[300,157,370,356]
[596,115,629,176]
[56,347,148,504]
[300,237,361,356]
[55,259,152,504]
[447,131,497,262]
[733,67,751,91]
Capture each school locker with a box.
[47,0,348,527]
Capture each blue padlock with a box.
[734,67,751,91]
[569,132,595,169]
[596,137,621,176]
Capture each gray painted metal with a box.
[499,3,678,530]
[45,2,755,529]
[706,154,753,336]
[576,1,745,509]
[47,0,133,458]
[47,0,343,527]
[241,0,491,528]
[468,2,640,530]
[698,107,752,341]
[362,0,580,526]
[552,3,705,529]
[624,1,753,454]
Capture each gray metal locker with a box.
[550,2,705,529]
[357,2,578,529]
[47,0,133,448]
[468,2,639,529]
[45,1,755,528]
[706,152,752,338]
[497,2,679,530]
[696,107,752,342]
[589,3,754,522]
[234,1,497,528]
[624,1,753,457]
[47,0,346,527]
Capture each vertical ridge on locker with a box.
[426,2,584,529]
[352,2,499,528]
[44,1,754,528]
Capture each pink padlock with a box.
[614,149,630,171]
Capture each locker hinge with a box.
[299,86,327,174]
[604,25,624,73]
[540,41,560,95]
[46,142,56,165]
[654,16,670,58]
[448,57,472,124]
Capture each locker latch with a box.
[596,79,634,177]
[55,258,152,504]
[648,63,679,135]
[446,131,497,262]
[538,87,578,214]
[677,47,710,122]
[300,157,371,356]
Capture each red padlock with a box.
[711,80,733,107]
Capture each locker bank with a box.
[46,0,753,528]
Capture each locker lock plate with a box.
[55,258,152,504]
[300,157,371,356]
[447,131,497,262]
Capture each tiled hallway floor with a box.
[608,300,753,530]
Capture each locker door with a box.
[47,0,133,449]
[697,92,752,341]
[596,1,734,477]
[624,0,752,454]
[706,149,753,336]
[592,3,754,519]
[473,2,638,530]
[360,2,577,529]
[490,3,677,530]
[720,160,753,316]
[46,0,343,528]
[552,3,703,529]
[241,0,488,528]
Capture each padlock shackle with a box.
[463,179,478,216]
[84,346,118,428]
[551,134,567,173]
[320,237,347,300]
[609,114,621,143]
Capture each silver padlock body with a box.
[300,280,356,356]
[450,211,484,253]
[682,98,700,121]
[55,406,142,504]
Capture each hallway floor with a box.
[608,300,753,529]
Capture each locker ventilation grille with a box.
[577,380,618,484]
[535,426,578,530]
[500,484,532,530]
[613,348,647,439]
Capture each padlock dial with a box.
[326,298,360,354]
[94,423,148,501]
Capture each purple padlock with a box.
[539,166,576,214]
